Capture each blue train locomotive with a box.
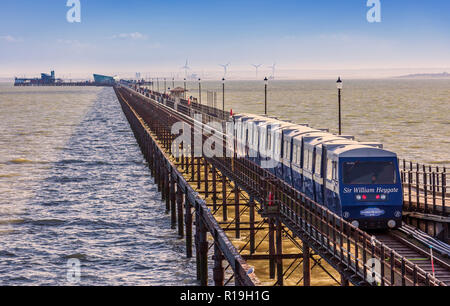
[233,114,403,230]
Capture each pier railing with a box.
[400,159,448,217]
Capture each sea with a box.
[0,79,448,285]
[0,84,196,285]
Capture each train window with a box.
[287,142,291,161]
[315,153,321,175]
[326,159,333,180]
[293,146,297,165]
[332,161,337,180]
[304,149,309,169]
[275,136,281,156]
[308,151,314,171]
[343,161,396,185]
[284,140,289,160]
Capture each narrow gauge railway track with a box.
[118,85,450,286]
[373,229,450,285]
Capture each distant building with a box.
[41,71,55,83]
[14,70,56,86]
[93,74,116,85]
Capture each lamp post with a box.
[184,78,187,99]
[172,77,175,89]
[264,77,268,115]
[198,78,202,104]
[336,77,343,135]
[164,78,167,94]
[222,78,225,113]
[157,77,160,92]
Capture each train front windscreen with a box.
[343,161,396,185]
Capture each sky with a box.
[0,0,449,79]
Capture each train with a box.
[232,113,403,230]
[132,84,403,230]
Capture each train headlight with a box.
[351,221,360,228]
[380,194,387,200]
[387,220,396,229]
[356,195,362,200]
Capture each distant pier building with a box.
[14,71,116,87]
[93,74,116,85]
[14,70,57,86]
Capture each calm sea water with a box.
[186,79,450,165]
[0,79,448,285]
[0,84,196,285]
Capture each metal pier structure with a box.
[113,83,450,286]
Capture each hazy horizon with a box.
[3,67,450,82]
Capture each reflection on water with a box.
[0,85,196,285]
[185,79,450,165]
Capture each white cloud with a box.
[111,32,148,40]
[0,35,22,43]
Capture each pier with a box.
[13,71,116,87]
[113,83,449,286]
[13,81,113,87]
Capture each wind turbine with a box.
[181,59,191,79]
[219,63,230,77]
[251,64,263,79]
[268,62,276,80]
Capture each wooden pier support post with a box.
[185,188,193,258]
[156,157,161,193]
[213,233,224,286]
[147,140,153,173]
[195,204,200,280]
[212,166,217,211]
[178,142,182,167]
[185,152,190,175]
[197,158,201,190]
[341,274,349,286]
[269,218,276,279]
[204,159,209,198]
[160,166,165,200]
[235,186,240,239]
[150,143,155,178]
[249,196,256,254]
[165,168,170,213]
[222,175,228,221]
[198,217,209,286]
[177,183,184,237]
[303,241,311,286]
[276,219,283,286]
[191,156,195,182]
[170,170,176,229]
